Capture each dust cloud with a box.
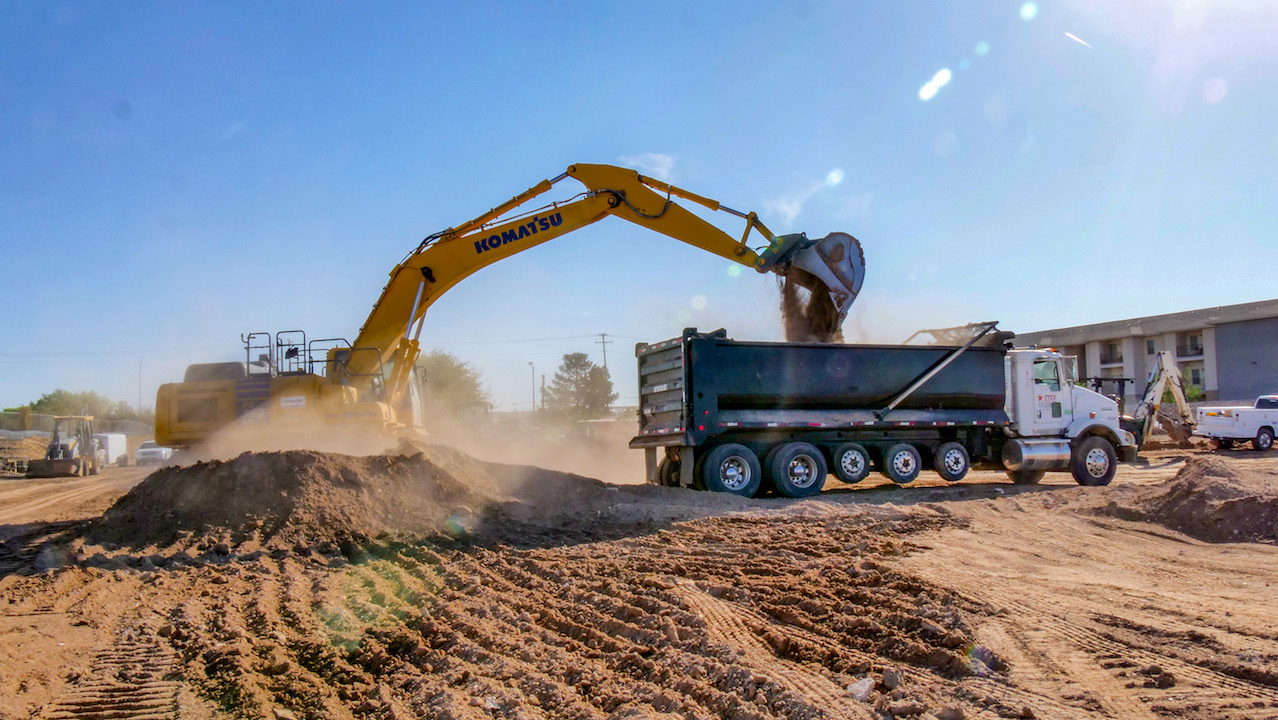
[425,417,647,486]
[780,270,844,343]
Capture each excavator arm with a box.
[350,163,866,403]
[1128,350,1196,446]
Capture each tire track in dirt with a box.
[897,486,1278,720]
[677,581,875,719]
[38,627,179,720]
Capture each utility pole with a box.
[596,333,612,371]
[541,374,546,412]
[138,358,143,414]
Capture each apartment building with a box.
[1014,299,1278,402]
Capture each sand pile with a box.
[1109,456,1278,544]
[90,445,499,549]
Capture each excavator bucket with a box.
[758,232,866,327]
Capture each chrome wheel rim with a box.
[787,454,819,488]
[942,449,966,474]
[718,456,751,491]
[1085,447,1110,477]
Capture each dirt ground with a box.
[1,443,1276,720]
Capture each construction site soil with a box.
[1,443,1276,720]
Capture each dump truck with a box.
[630,324,1140,497]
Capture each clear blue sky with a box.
[3,1,1276,412]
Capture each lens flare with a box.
[691,295,707,310]
[1203,78,1228,103]
[826,168,845,186]
[1020,2,1038,21]
[975,41,990,57]
[918,68,953,101]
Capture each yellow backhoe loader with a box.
[26,415,104,478]
[155,163,866,451]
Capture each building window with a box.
[1189,368,1202,387]
[1100,342,1123,364]
[1146,339,1155,354]
[1176,332,1204,357]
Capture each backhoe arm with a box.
[1130,351,1196,445]
[349,164,866,403]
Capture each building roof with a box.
[1016,298,1278,346]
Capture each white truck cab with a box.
[1001,349,1140,485]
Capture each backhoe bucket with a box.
[761,232,865,327]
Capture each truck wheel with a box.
[1211,438,1234,451]
[881,443,921,484]
[658,457,680,487]
[765,442,827,498]
[1006,469,1045,485]
[831,442,871,484]
[932,442,970,483]
[700,443,761,497]
[1254,427,1274,452]
[1071,436,1116,486]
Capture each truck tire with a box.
[1211,438,1234,451]
[881,443,922,484]
[700,443,762,497]
[932,442,970,483]
[1254,427,1274,452]
[1006,469,1045,485]
[658,457,680,487]
[1071,436,1116,486]
[765,442,827,498]
[830,442,871,484]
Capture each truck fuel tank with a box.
[1002,439,1071,472]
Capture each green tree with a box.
[416,350,490,419]
[1162,369,1204,404]
[5,389,154,423]
[542,353,617,420]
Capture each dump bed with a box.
[631,328,1010,448]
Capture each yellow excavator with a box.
[155,163,866,451]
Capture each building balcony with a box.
[1176,345,1204,358]
[1099,351,1124,365]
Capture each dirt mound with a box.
[90,446,498,550]
[1109,456,1278,544]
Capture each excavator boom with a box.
[352,164,865,387]
[156,163,866,449]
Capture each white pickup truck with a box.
[1195,396,1278,451]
